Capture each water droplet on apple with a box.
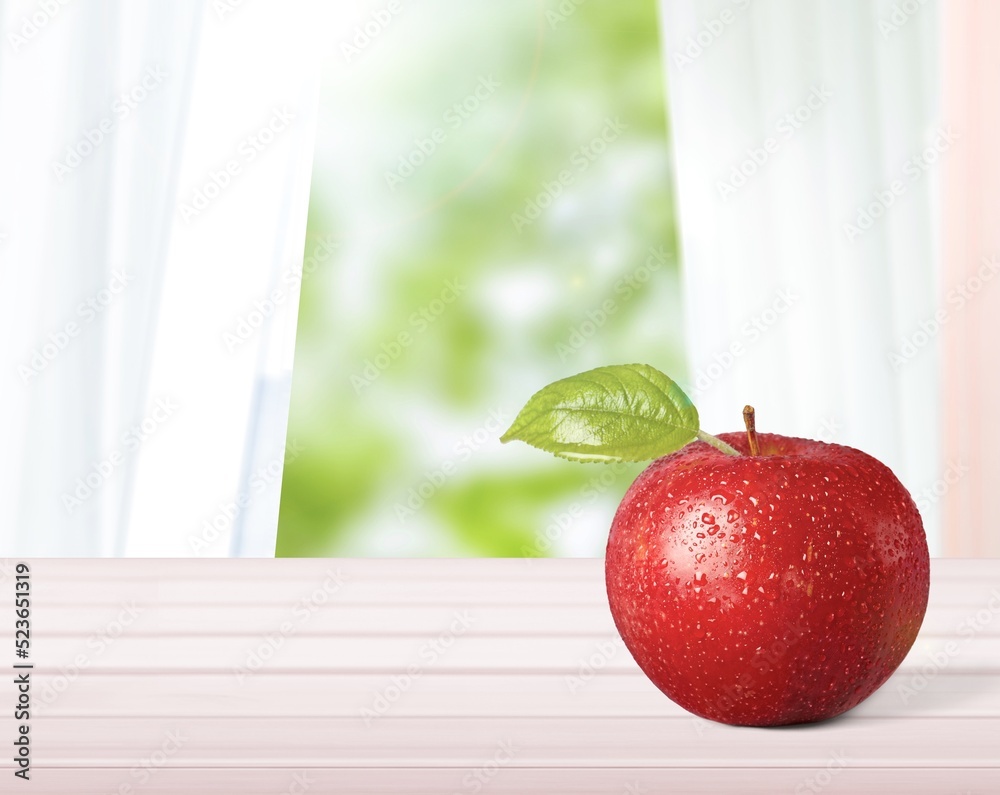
[695,553,707,564]
[711,494,728,505]
[701,512,716,525]
[726,509,740,523]
[826,613,835,623]
[707,525,719,536]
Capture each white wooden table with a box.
[2,558,998,793]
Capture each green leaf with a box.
[500,364,700,463]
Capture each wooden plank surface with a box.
[1,558,997,793]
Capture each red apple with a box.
[501,364,931,726]
[604,429,930,726]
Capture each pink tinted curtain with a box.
[942,0,1000,556]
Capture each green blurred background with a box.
[276,0,688,557]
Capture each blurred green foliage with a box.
[276,1,687,557]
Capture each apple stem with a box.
[696,430,741,456]
[743,405,760,456]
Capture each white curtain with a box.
[0,0,324,555]
[658,0,944,553]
